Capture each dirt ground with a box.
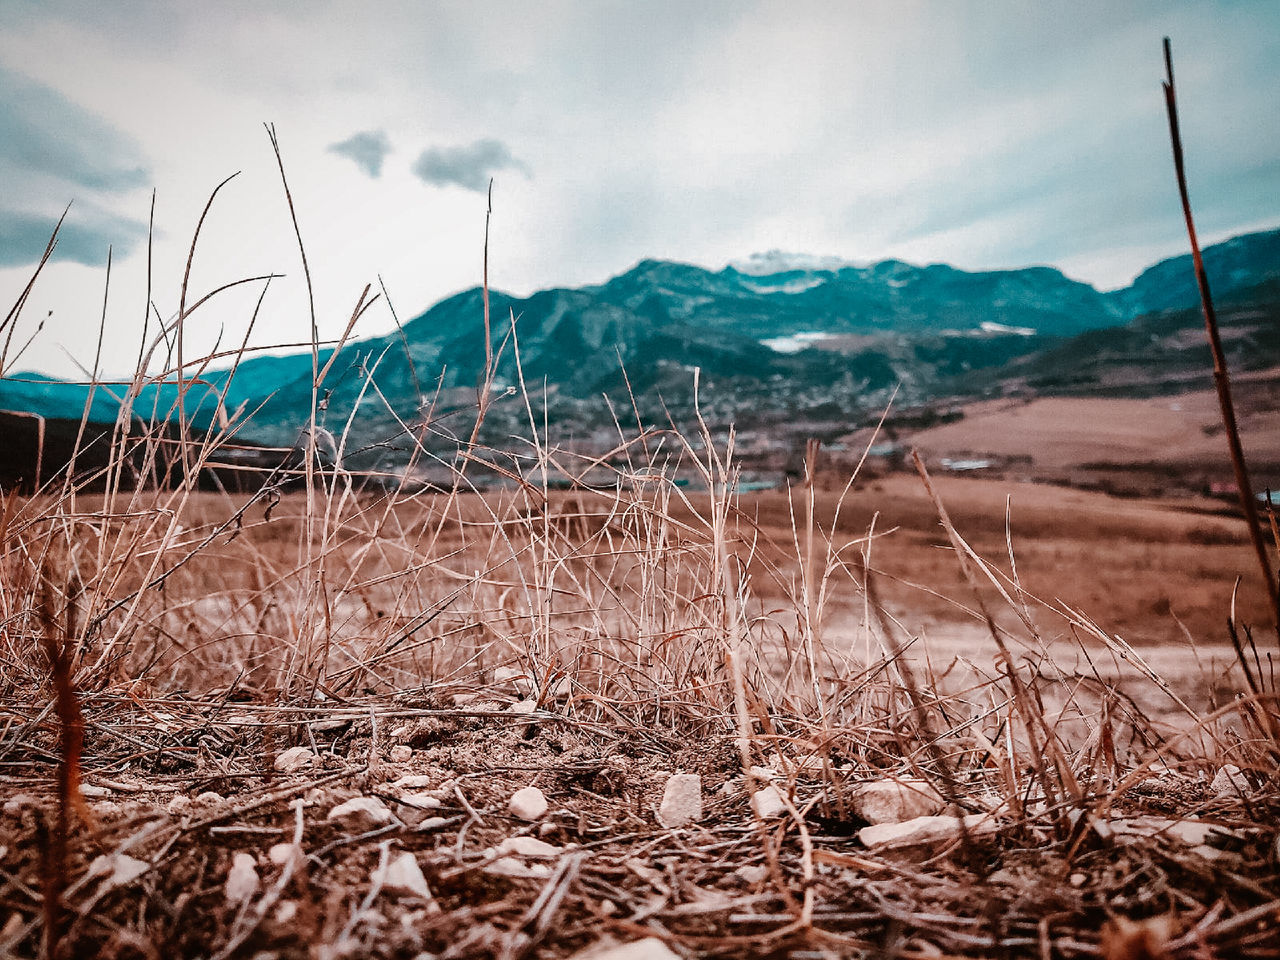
[2,476,1277,958]
[1,694,1277,959]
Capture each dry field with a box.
[1,435,1278,959]
[901,370,1280,494]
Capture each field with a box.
[900,370,1280,496]
[1,421,1278,958]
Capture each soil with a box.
[2,697,1277,959]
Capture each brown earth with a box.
[892,373,1280,495]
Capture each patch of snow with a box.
[980,320,1036,336]
[760,331,831,354]
[940,458,992,472]
[741,276,826,294]
[729,250,864,275]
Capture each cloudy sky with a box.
[1,1,1278,378]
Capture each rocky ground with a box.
[2,689,1277,959]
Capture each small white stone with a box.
[2,794,38,816]
[506,699,537,715]
[414,816,449,832]
[380,851,432,899]
[751,785,787,819]
[165,795,191,815]
[79,783,111,798]
[495,836,563,858]
[484,856,552,879]
[1211,764,1250,798]
[858,813,998,850]
[89,853,149,890]
[393,775,435,790]
[327,796,393,831]
[195,791,223,804]
[393,793,443,826]
[656,774,702,828]
[494,665,535,695]
[508,786,548,820]
[274,901,298,924]
[274,747,316,773]
[735,864,768,884]
[388,745,413,764]
[268,843,300,866]
[225,852,259,905]
[851,779,945,824]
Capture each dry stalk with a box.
[1162,37,1280,645]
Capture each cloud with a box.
[0,63,149,266]
[411,138,529,192]
[329,129,391,178]
[0,64,148,192]
[0,206,148,268]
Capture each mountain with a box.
[3,226,1279,474]
[1114,228,1280,317]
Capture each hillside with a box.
[3,227,1279,479]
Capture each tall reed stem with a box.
[1162,37,1280,645]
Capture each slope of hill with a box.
[3,227,1278,473]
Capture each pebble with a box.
[87,853,150,890]
[274,746,316,773]
[268,843,300,866]
[506,699,538,715]
[656,774,702,828]
[195,791,224,805]
[327,796,394,831]
[393,793,443,827]
[2,794,38,816]
[393,775,435,790]
[494,665,535,695]
[750,785,787,819]
[735,864,769,884]
[484,856,552,879]
[851,778,945,824]
[225,852,260,905]
[1211,764,1250,798]
[858,813,998,850]
[388,745,413,764]
[79,783,111,798]
[275,901,298,924]
[495,836,563,858]
[380,851,432,899]
[508,786,549,820]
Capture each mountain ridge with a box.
[3,227,1279,469]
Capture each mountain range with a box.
[3,226,1279,476]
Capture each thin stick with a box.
[1162,37,1280,644]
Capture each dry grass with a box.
[0,164,1277,959]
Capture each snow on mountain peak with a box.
[727,250,866,276]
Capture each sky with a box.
[1,1,1278,379]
